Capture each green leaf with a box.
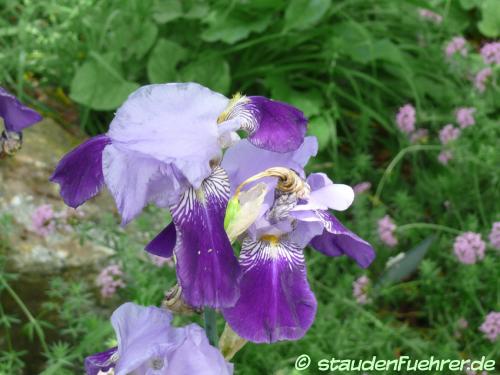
[147,39,187,83]
[179,54,230,93]
[307,116,331,150]
[284,0,331,31]
[128,21,158,59]
[153,0,183,24]
[70,53,139,111]
[459,0,481,10]
[224,197,241,231]
[478,0,500,37]
[376,236,435,287]
[201,12,272,44]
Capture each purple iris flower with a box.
[0,87,42,133]
[51,83,308,309]
[215,139,375,344]
[85,302,233,375]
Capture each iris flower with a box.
[84,302,232,375]
[51,83,307,308]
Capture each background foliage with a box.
[0,0,499,374]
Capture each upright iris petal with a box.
[0,87,42,132]
[170,166,240,308]
[145,222,176,258]
[222,236,317,343]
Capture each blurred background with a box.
[0,0,499,374]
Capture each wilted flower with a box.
[352,275,371,305]
[52,82,308,309]
[439,124,461,144]
[479,311,500,342]
[31,204,56,237]
[418,9,443,24]
[488,222,500,250]
[385,252,405,268]
[453,232,486,264]
[378,215,398,247]
[84,302,233,375]
[445,36,467,58]
[474,68,492,93]
[353,182,371,195]
[455,107,476,128]
[480,42,500,65]
[396,104,416,134]
[438,150,453,165]
[0,87,42,133]
[409,128,429,144]
[96,264,125,298]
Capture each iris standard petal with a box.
[84,347,118,375]
[222,237,317,343]
[171,166,240,308]
[0,87,42,132]
[310,211,375,268]
[221,136,318,194]
[145,222,177,258]
[50,135,111,208]
[107,83,228,189]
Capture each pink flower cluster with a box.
[378,215,398,247]
[474,67,492,93]
[479,311,500,342]
[437,150,453,165]
[353,181,371,195]
[439,124,460,145]
[31,204,56,236]
[488,222,500,250]
[96,263,126,298]
[409,128,429,144]
[455,107,476,128]
[352,275,371,305]
[445,36,467,58]
[453,232,486,264]
[396,104,416,134]
[480,42,500,65]
[418,8,443,24]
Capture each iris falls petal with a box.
[0,87,42,132]
[170,166,240,308]
[223,237,317,343]
[145,222,177,258]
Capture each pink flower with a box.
[488,222,500,250]
[479,311,500,342]
[439,124,461,144]
[378,215,398,247]
[353,182,371,195]
[455,107,476,128]
[418,8,443,24]
[453,232,486,264]
[445,36,467,58]
[480,42,500,65]
[458,318,469,329]
[31,204,56,237]
[352,275,371,305]
[474,67,492,93]
[437,150,453,165]
[96,263,126,298]
[409,128,429,144]
[396,104,416,134]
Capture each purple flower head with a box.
[474,68,492,93]
[439,124,461,144]
[418,9,443,24]
[31,204,55,237]
[352,275,371,305]
[455,107,476,128]
[96,264,126,299]
[396,104,416,134]
[445,36,468,58]
[353,181,371,195]
[377,215,398,247]
[0,87,42,133]
[218,141,374,343]
[479,311,500,342]
[84,302,233,375]
[480,42,500,65]
[409,128,429,144]
[438,150,453,165]
[453,232,486,264]
[488,222,500,250]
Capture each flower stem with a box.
[0,275,49,353]
[374,145,442,203]
[204,308,218,346]
[396,223,462,235]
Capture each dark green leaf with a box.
[147,39,187,83]
[284,0,332,31]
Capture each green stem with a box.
[0,276,49,353]
[374,145,442,202]
[204,308,218,346]
[396,223,462,235]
